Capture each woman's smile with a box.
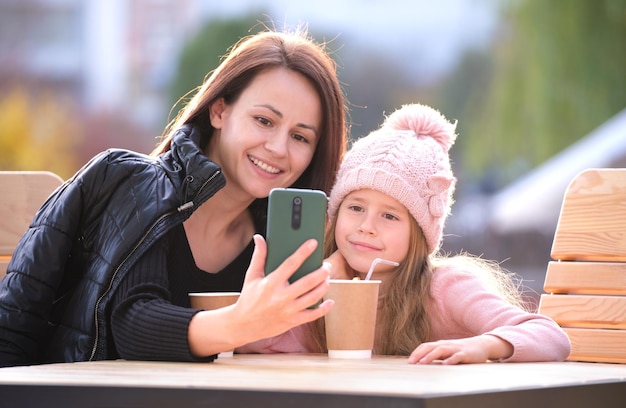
[248,155,281,175]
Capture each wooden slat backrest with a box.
[539,294,626,329]
[0,171,64,278]
[543,261,626,295]
[538,168,626,364]
[551,168,626,261]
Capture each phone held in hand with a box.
[264,188,327,284]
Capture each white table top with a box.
[1,354,625,407]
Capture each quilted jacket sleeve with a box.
[0,152,108,367]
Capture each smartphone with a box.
[264,188,327,284]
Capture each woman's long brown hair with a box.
[151,28,347,194]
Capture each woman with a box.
[0,28,347,366]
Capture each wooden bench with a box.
[538,168,626,364]
[0,171,64,279]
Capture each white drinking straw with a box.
[365,258,400,280]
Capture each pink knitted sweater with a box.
[237,264,571,362]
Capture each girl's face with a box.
[208,67,322,199]
[335,189,411,279]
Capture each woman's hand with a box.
[324,250,354,280]
[408,335,514,365]
[188,234,333,356]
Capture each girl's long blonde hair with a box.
[311,213,528,355]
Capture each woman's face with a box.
[208,67,322,199]
[334,189,411,279]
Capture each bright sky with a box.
[200,0,501,82]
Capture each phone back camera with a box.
[292,196,302,229]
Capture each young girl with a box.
[318,103,571,364]
[242,103,571,363]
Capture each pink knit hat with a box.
[327,103,457,255]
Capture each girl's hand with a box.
[407,335,514,365]
[325,250,354,280]
[188,234,333,356]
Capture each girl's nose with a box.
[357,216,376,235]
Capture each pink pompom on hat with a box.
[327,103,457,255]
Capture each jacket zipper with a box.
[89,169,221,361]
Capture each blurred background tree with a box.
[439,0,626,191]
[0,87,82,179]
[167,13,266,125]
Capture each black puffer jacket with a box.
[0,125,225,367]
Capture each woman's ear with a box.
[209,98,226,129]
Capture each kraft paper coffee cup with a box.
[189,292,240,357]
[323,279,380,358]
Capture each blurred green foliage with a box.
[167,13,266,124]
[442,0,626,189]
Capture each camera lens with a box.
[292,196,302,229]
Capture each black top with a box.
[109,217,263,362]
[167,224,252,308]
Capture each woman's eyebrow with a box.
[256,103,283,118]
